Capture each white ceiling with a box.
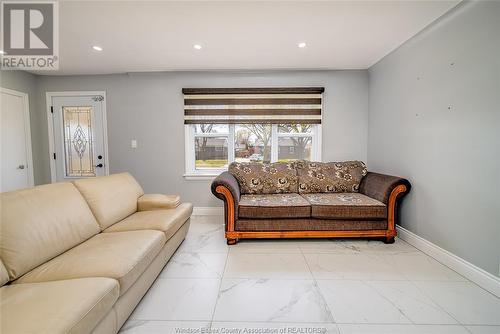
[47,0,460,75]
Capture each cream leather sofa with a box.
[0,173,193,334]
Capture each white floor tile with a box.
[229,239,302,253]
[211,322,340,334]
[317,280,412,324]
[390,253,467,281]
[224,253,312,279]
[189,215,224,227]
[300,238,418,255]
[160,252,227,278]
[297,239,349,254]
[414,282,500,325]
[130,278,220,321]
[213,278,334,323]
[465,326,500,334]
[177,221,228,253]
[338,324,470,334]
[305,253,406,280]
[363,281,458,324]
[119,320,210,334]
[121,216,497,330]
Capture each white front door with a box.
[50,93,108,182]
[1,88,34,192]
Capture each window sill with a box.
[183,173,220,181]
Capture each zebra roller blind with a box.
[183,87,324,124]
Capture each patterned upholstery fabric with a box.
[295,160,368,193]
[238,193,310,218]
[235,219,387,231]
[228,162,298,194]
[301,193,386,219]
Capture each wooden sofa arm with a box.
[211,172,240,235]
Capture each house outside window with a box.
[183,87,324,177]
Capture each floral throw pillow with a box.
[295,160,368,193]
[228,162,298,194]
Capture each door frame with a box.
[1,87,35,188]
[46,91,110,183]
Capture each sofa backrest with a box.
[295,161,367,193]
[228,162,298,194]
[0,183,100,281]
[228,160,368,195]
[73,173,144,230]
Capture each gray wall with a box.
[0,71,48,185]
[33,70,369,206]
[368,1,500,276]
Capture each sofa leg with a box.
[384,237,395,244]
[227,238,238,245]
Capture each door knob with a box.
[95,163,103,168]
[17,165,25,170]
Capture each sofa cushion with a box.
[73,173,144,230]
[229,162,298,194]
[138,194,181,211]
[112,222,190,329]
[14,230,165,296]
[295,160,368,193]
[104,203,193,240]
[1,259,9,286]
[239,193,311,219]
[0,278,119,334]
[235,219,387,231]
[301,193,386,219]
[0,183,100,280]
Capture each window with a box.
[235,124,271,164]
[185,123,321,175]
[183,87,324,177]
[278,124,314,162]
[192,124,229,170]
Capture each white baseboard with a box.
[192,206,224,216]
[397,226,500,298]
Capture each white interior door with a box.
[50,94,108,182]
[1,88,34,192]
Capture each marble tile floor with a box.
[121,215,500,334]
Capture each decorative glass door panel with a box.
[62,106,96,177]
[51,94,107,182]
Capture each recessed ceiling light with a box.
[298,42,307,48]
[193,44,202,50]
[0,50,5,54]
[92,45,103,51]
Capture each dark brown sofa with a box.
[211,161,411,245]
